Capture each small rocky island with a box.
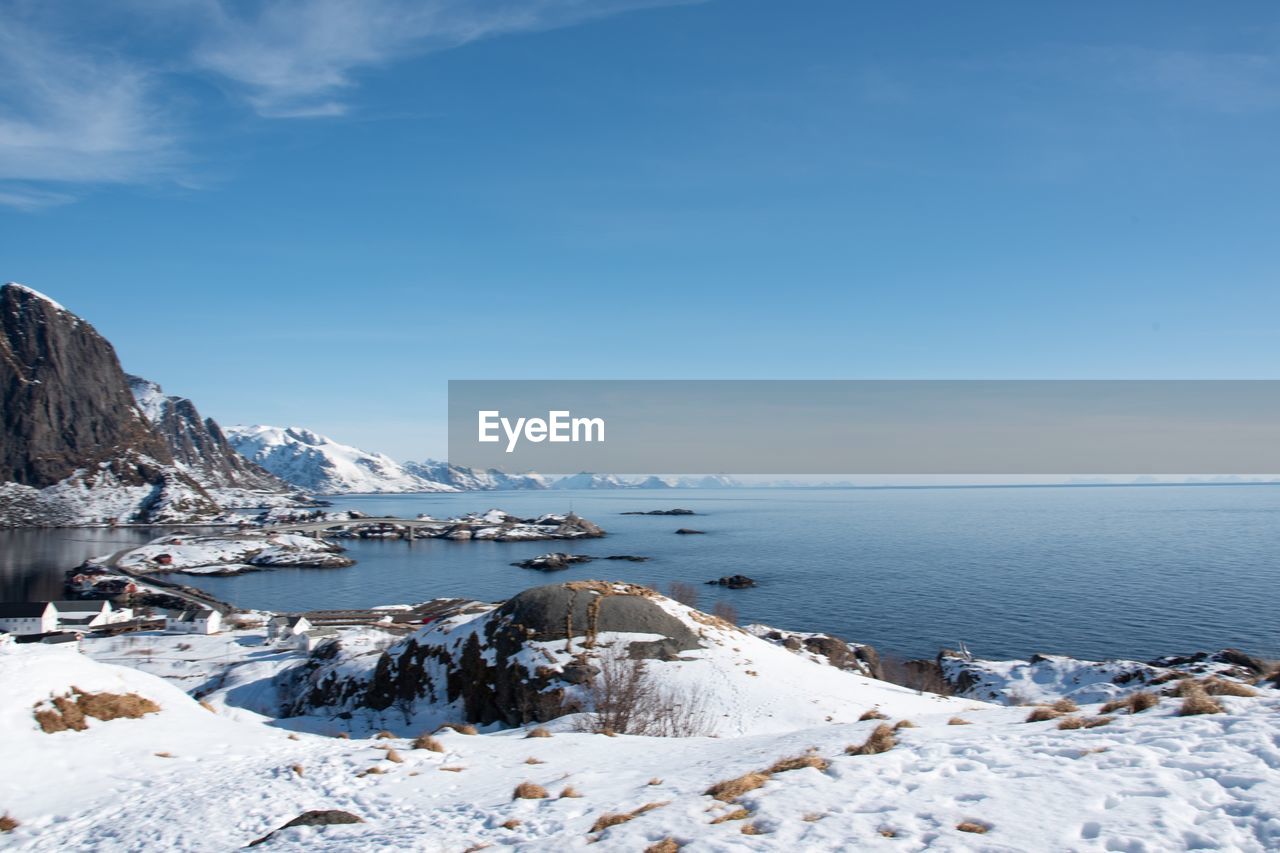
[621,508,696,516]
[512,552,650,571]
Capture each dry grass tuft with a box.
[893,719,916,730]
[1025,706,1062,723]
[290,764,303,776]
[375,730,396,739]
[560,786,583,798]
[802,813,824,822]
[1083,716,1114,729]
[524,756,545,765]
[740,822,765,835]
[501,818,521,830]
[644,840,680,853]
[0,813,18,833]
[335,732,350,740]
[385,749,404,763]
[198,700,216,713]
[412,734,445,752]
[589,802,668,833]
[705,772,770,802]
[1178,687,1225,716]
[957,820,990,834]
[438,722,479,736]
[34,688,161,733]
[525,726,552,738]
[1200,678,1257,698]
[1057,716,1085,730]
[947,717,971,726]
[879,827,897,837]
[859,709,888,721]
[1101,691,1159,715]
[766,753,829,774]
[710,807,751,824]
[846,724,896,756]
[648,778,663,786]
[440,766,465,772]
[1051,698,1079,713]
[513,782,548,800]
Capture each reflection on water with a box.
[2,486,1279,660]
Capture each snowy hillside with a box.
[4,601,1279,851]
[404,459,548,491]
[225,425,457,494]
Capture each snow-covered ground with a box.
[3,635,1278,851]
[107,532,354,574]
[3,586,1279,852]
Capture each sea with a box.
[2,485,1277,662]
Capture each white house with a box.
[52,600,128,630]
[268,614,312,642]
[166,609,222,634]
[0,602,59,635]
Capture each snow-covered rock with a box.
[225,425,457,495]
[112,532,355,574]
[403,460,548,491]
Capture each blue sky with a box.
[2,1,1279,460]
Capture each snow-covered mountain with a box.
[128,376,291,495]
[0,284,222,526]
[403,460,548,491]
[225,425,457,495]
[551,472,741,489]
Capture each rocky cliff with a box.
[128,375,290,493]
[0,283,221,525]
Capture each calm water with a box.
[3,486,1278,661]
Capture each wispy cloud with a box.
[0,0,689,208]
[190,0,690,118]
[1091,46,1280,114]
[0,14,180,207]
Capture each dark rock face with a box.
[128,375,287,492]
[755,627,884,679]
[289,582,705,728]
[707,575,756,589]
[621,508,695,516]
[511,553,650,570]
[1,284,175,488]
[249,810,363,847]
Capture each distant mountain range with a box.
[0,281,738,525]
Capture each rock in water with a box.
[674,528,705,535]
[707,575,756,588]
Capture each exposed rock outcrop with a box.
[0,283,220,526]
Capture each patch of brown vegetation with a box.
[1025,706,1062,723]
[290,764,303,776]
[560,786,583,798]
[589,801,668,833]
[957,821,990,834]
[153,751,174,758]
[1199,678,1256,698]
[526,726,552,738]
[1178,687,1225,716]
[525,756,544,765]
[947,717,971,726]
[879,827,896,837]
[893,720,916,730]
[440,766,465,772]
[648,778,663,786]
[412,734,445,752]
[1057,716,1085,730]
[710,807,750,824]
[644,840,680,853]
[438,722,478,736]
[1083,716,1114,729]
[198,700,216,713]
[766,753,829,774]
[859,709,888,721]
[375,730,396,739]
[513,782,548,800]
[846,723,895,756]
[1101,691,1159,715]
[34,688,161,733]
[385,749,404,763]
[0,813,17,833]
[1052,698,1079,713]
[803,813,824,822]
[501,818,521,830]
[740,823,764,835]
[705,772,770,801]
